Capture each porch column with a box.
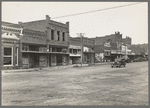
[19,35,23,69]
[65,32,68,42]
[47,28,51,40]
[60,31,62,41]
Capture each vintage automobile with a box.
[125,59,131,63]
[111,59,126,68]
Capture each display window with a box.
[3,47,13,66]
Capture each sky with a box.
[2,2,148,44]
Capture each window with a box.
[52,47,56,52]
[69,49,72,53]
[57,48,62,52]
[62,32,65,41]
[57,31,60,41]
[73,49,77,54]
[78,49,81,53]
[22,45,29,51]
[4,47,13,66]
[29,45,39,51]
[51,30,54,40]
[15,47,18,65]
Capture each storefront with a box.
[2,32,22,70]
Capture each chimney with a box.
[46,15,50,20]
[66,21,69,26]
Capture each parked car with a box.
[133,59,139,62]
[125,59,131,63]
[111,59,126,68]
[133,57,143,62]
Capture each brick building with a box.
[92,32,123,62]
[2,15,70,69]
[131,44,148,55]
[69,37,95,64]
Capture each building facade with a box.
[92,32,123,62]
[1,22,23,70]
[69,37,95,64]
[2,15,70,69]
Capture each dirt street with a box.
[2,61,148,106]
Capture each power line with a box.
[52,2,144,19]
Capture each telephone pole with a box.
[76,33,85,66]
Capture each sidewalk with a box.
[2,62,112,73]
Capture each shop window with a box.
[3,47,13,66]
[62,48,67,53]
[29,45,39,51]
[57,48,62,52]
[62,32,65,41]
[52,47,56,52]
[22,45,29,51]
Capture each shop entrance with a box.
[29,54,39,68]
[57,54,62,66]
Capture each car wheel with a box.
[124,65,125,67]
[111,66,113,68]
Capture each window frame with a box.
[3,46,13,66]
[15,47,18,66]
[62,32,65,41]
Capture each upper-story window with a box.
[62,32,65,41]
[73,49,77,54]
[57,31,60,41]
[51,29,54,40]
[22,45,29,51]
[3,47,13,66]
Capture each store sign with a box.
[111,50,117,54]
[70,53,81,57]
[104,50,110,52]
[104,42,111,47]
[84,47,89,52]
[69,45,81,49]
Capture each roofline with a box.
[2,25,22,31]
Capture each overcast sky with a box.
[2,2,148,44]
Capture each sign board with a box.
[104,42,111,47]
[69,45,81,49]
[83,47,89,52]
[111,50,117,54]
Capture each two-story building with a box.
[2,15,70,69]
[92,31,122,62]
[69,37,95,64]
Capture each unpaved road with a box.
[2,61,148,106]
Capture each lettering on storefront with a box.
[83,47,89,52]
[69,45,81,49]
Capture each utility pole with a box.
[76,33,85,66]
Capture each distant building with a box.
[91,32,123,62]
[69,37,95,64]
[131,44,148,55]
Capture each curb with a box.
[2,63,111,73]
